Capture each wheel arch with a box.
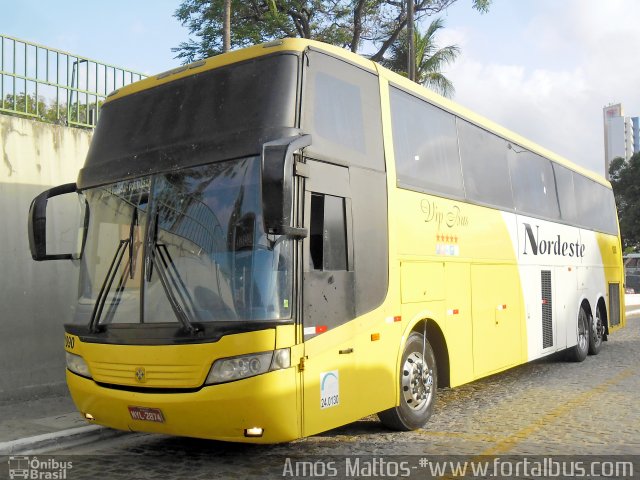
[578,296,593,320]
[596,295,610,336]
[404,318,451,389]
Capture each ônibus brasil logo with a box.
[8,456,73,479]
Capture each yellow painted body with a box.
[64,39,625,443]
[66,360,301,443]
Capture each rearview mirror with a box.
[28,182,88,261]
[261,134,311,237]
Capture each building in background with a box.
[604,103,639,179]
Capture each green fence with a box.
[0,34,146,128]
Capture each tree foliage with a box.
[173,0,490,63]
[380,17,459,96]
[609,153,640,250]
[3,93,99,127]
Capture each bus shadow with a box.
[121,417,390,457]
[315,417,389,438]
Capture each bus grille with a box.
[609,283,621,326]
[541,270,553,349]
[89,361,204,388]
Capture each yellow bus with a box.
[28,38,624,443]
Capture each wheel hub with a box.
[402,351,433,410]
[592,311,603,344]
[578,310,588,351]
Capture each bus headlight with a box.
[65,352,92,379]
[205,348,290,385]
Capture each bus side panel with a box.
[400,262,444,303]
[471,264,522,377]
[397,261,476,388]
[353,309,403,416]
[519,264,554,358]
[596,232,625,330]
[553,264,577,351]
[507,213,596,360]
[578,229,612,334]
[301,324,359,438]
[444,262,473,387]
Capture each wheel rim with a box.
[578,309,588,352]
[402,351,433,410]
[593,309,603,347]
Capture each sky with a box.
[2,0,639,177]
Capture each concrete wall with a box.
[0,115,91,399]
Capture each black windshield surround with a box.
[78,53,300,189]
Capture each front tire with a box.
[588,306,604,355]
[378,332,437,431]
[567,306,589,362]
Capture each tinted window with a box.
[509,150,559,219]
[458,119,514,209]
[302,50,384,171]
[573,174,618,234]
[390,87,464,198]
[552,163,579,224]
[314,72,365,153]
[309,193,348,271]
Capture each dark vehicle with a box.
[624,254,640,293]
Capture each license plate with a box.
[128,406,165,423]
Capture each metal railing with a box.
[0,34,146,128]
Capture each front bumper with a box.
[66,367,300,443]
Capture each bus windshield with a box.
[75,156,293,327]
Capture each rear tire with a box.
[588,306,604,355]
[567,306,589,362]
[378,332,437,431]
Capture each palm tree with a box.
[381,18,460,97]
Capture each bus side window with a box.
[302,50,384,172]
[309,193,348,271]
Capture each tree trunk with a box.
[351,0,366,53]
[370,20,407,63]
[407,0,415,81]
[223,0,231,52]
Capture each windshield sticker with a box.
[105,178,151,198]
[320,370,340,409]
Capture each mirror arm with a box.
[275,226,308,238]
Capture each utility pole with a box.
[407,0,415,82]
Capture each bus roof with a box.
[105,38,610,188]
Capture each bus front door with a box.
[300,159,359,436]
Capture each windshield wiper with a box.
[128,208,138,279]
[89,209,139,332]
[147,213,199,335]
[88,239,129,332]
